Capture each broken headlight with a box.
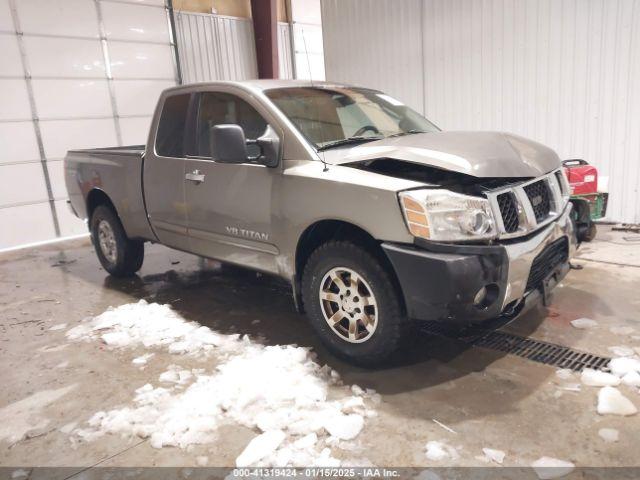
[398,189,497,242]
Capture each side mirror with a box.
[209,124,248,163]
[255,125,281,168]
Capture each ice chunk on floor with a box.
[132,353,154,365]
[570,318,598,329]
[531,457,575,479]
[598,428,619,443]
[597,386,638,416]
[425,441,458,461]
[236,430,286,467]
[621,371,640,387]
[580,368,620,387]
[323,413,364,440]
[607,346,635,357]
[608,357,640,377]
[481,447,505,465]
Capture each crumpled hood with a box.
[323,131,560,178]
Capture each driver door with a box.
[184,90,279,274]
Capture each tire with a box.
[301,241,406,366]
[90,205,144,277]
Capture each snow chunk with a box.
[323,414,364,440]
[68,301,374,467]
[580,368,620,387]
[236,430,286,467]
[66,300,240,357]
[481,447,505,465]
[531,457,575,479]
[607,346,635,357]
[49,323,67,331]
[425,441,458,461]
[621,371,640,387]
[570,318,598,329]
[598,428,619,443]
[597,386,638,416]
[132,353,154,365]
[608,357,640,377]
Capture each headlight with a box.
[398,189,497,242]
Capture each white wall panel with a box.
[39,118,118,159]
[113,79,174,116]
[47,159,67,200]
[54,199,87,237]
[0,162,48,207]
[174,12,258,83]
[321,0,422,109]
[0,35,24,76]
[31,79,112,119]
[0,122,40,164]
[1,0,176,249]
[322,0,640,223]
[0,79,31,120]
[109,41,175,79]
[0,202,56,249]
[278,22,294,79]
[102,2,169,43]
[23,37,105,78]
[16,0,99,38]
[119,116,152,146]
[0,0,13,32]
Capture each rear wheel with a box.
[302,241,406,366]
[90,205,144,277]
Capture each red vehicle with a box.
[563,159,608,220]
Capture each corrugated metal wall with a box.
[174,11,257,83]
[322,0,640,223]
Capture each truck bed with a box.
[64,145,155,241]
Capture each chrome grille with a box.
[523,180,552,222]
[486,168,569,239]
[496,192,519,233]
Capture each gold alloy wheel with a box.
[319,267,378,343]
[97,220,117,263]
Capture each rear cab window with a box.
[155,93,191,157]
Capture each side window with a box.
[195,92,268,158]
[155,93,190,157]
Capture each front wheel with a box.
[301,241,406,366]
[90,205,144,277]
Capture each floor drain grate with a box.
[421,322,611,372]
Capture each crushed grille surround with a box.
[485,168,570,240]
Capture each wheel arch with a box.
[86,189,118,222]
[293,219,405,314]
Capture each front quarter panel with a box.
[275,160,421,278]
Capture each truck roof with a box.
[163,79,359,94]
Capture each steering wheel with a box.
[353,125,380,137]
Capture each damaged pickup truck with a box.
[65,80,593,365]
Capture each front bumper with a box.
[382,204,577,324]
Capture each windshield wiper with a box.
[317,136,383,151]
[387,129,427,138]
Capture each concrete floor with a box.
[1,226,639,471]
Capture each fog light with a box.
[473,286,487,306]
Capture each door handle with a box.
[185,169,205,184]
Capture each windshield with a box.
[265,87,439,149]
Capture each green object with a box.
[571,193,608,220]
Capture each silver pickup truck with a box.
[65,80,593,365]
